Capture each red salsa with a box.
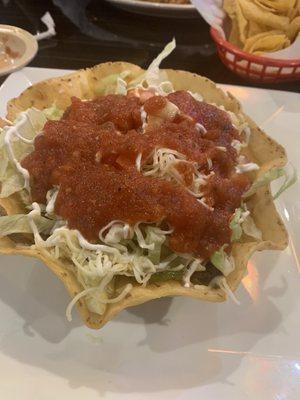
[22,91,250,259]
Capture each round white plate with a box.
[0,68,300,400]
[105,0,198,18]
[0,25,38,77]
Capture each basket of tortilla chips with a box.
[210,0,300,83]
[0,40,296,329]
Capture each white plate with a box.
[105,0,198,18]
[0,68,300,400]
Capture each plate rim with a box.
[105,0,196,11]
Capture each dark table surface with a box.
[0,0,299,92]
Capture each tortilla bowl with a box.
[0,62,288,329]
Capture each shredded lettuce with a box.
[242,214,262,240]
[95,70,131,96]
[0,109,47,198]
[141,147,214,203]
[0,105,68,198]
[0,214,54,236]
[0,106,65,199]
[116,77,127,95]
[144,39,176,88]
[230,208,245,242]
[273,164,297,200]
[128,39,176,95]
[243,165,296,199]
[144,226,167,264]
[24,204,189,317]
[142,148,186,179]
[43,105,64,121]
[230,206,262,241]
[210,245,235,276]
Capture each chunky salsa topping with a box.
[22,90,250,259]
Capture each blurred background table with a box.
[0,0,299,92]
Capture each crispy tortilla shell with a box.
[0,62,288,329]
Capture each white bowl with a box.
[0,25,38,77]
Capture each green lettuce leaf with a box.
[243,165,296,199]
[145,226,166,264]
[242,215,262,240]
[0,109,47,198]
[128,39,176,93]
[43,105,64,121]
[210,245,235,276]
[273,164,297,200]
[230,205,262,242]
[95,70,131,96]
[0,214,54,236]
[230,208,243,242]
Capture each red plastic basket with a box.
[210,27,300,83]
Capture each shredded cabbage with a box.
[141,147,214,203]
[46,188,59,216]
[23,203,191,317]
[142,148,186,179]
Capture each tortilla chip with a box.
[229,20,244,47]
[288,4,298,19]
[254,0,296,15]
[287,16,300,39]
[247,20,269,37]
[239,0,290,31]
[223,0,236,18]
[243,31,290,53]
[224,0,249,44]
[0,118,7,129]
[0,63,288,329]
[236,0,249,43]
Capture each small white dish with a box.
[0,25,38,77]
